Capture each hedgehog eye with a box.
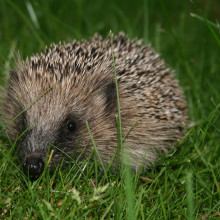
[67,121,77,132]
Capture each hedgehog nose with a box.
[23,157,44,178]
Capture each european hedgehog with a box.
[1,32,187,178]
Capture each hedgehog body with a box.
[1,33,187,176]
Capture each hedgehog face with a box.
[2,64,118,178]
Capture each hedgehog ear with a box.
[103,81,117,113]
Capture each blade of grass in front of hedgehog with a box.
[32,149,55,183]
[0,119,13,146]
[122,120,138,142]
[13,123,34,148]
[63,142,92,182]
[0,144,24,176]
[0,122,34,176]
[104,120,139,174]
[110,31,136,220]
[86,121,108,182]
[0,82,58,135]
[48,143,87,178]
[122,149,135,220]
[110,30,123,170]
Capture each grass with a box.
[0,0,220,219]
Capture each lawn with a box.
[0,0,219,219]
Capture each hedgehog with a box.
[1,32,187,178]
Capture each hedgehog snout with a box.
[23,157,45,179]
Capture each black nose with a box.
[23,157,44,178]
